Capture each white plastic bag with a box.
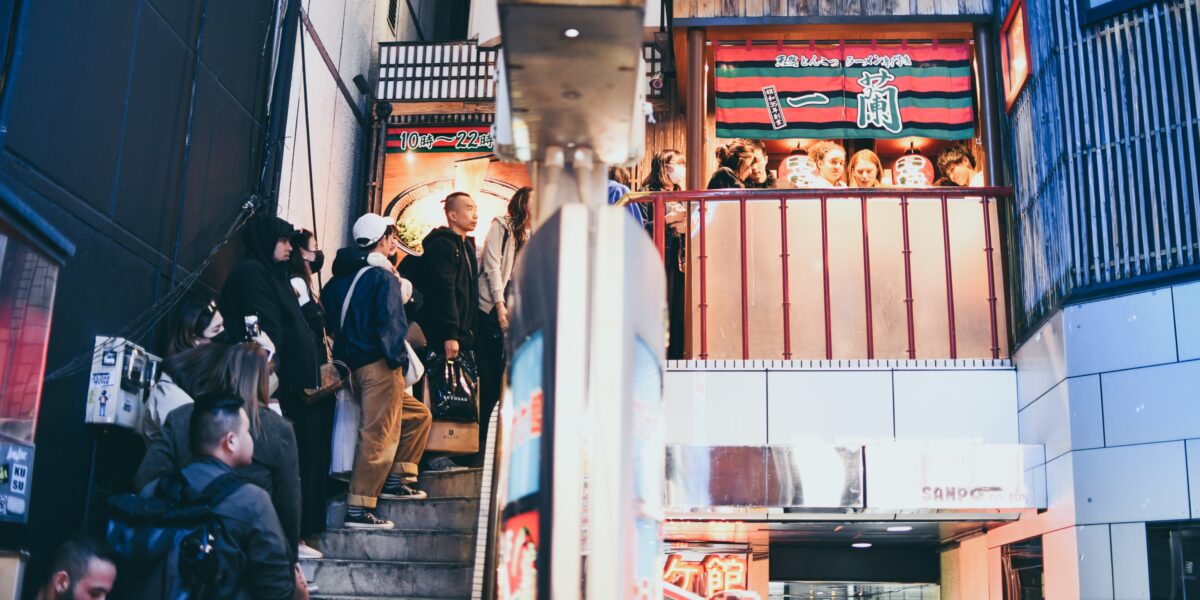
[329,386,359,478]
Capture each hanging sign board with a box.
[386,125,495,153]
[715,41,975,140]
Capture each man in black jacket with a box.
[219,215,319,404]
[322,214,432,529]
[420,192,480,360]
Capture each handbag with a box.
[424,348,480,423]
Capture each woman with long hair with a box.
[166,298,225,356]
[472,187,532,466]
[847,149,883,188]
[286,228,336,556]
[139,342,228,444]
[642,149,689,360]
[135,343,304,564]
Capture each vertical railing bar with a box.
[901,195,916,359]
[982,196,1001,359]
[820,195,832,360]
[941,194,958,360]
[699,197,709,360]
[779,197,792,360]
[653,195,666,258]
[861,196,875,360]
[739,197,750,360]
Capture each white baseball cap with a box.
[353,213,394,247]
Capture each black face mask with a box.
[310,250,325,272]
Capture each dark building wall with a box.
[0,0,277,592]
[1000,0,1200,341]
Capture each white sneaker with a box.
[297,542,323,559]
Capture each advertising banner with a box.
[715,41,975,140]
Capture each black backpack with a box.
[106,469,248,599]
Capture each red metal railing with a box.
[633,188,1012,361]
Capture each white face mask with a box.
[668,164,686,185]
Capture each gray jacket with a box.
[135,404,302,562]
[139,459,295,600]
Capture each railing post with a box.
[821,195,832,360]
[901,195,916,359]
[699,197,709,360]
[982,195,1001,359]
[941,194,958,360]
[861,197,875,359]
[779,197,792,360]
[739,197,749,360]
[653,195,666,258]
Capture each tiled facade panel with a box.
[1013,312,1066,409]
[1102,360,1200,446]
[1110,523,1152,600]
[892,370,1018,444]
[765,371,893,444]
[1018,375,1103,462]
[1062,288,1178,377]
[1071,442,1189,525]
[1174,281,1200,361]
[663,370,768,444]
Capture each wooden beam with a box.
[387,101,496,115]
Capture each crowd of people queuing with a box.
[41,186,531,599]
[41,138,979,598]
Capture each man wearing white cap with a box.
[320,213,432,529]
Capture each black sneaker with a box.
[344,509,394,529]
[379,482,428,500]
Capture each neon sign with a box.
[663,554,748,597]
[386,126,495,153]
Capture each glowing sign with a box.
[663,554,748,597]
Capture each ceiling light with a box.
[563,28,580,38]
[851,542,872,549]
[887,526,913,532]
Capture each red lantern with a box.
[780,154,819,188]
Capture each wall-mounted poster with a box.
[715,41,975,140]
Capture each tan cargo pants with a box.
[347,359,432,509]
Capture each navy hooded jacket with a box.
[321,247,409,372]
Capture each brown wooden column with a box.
[686,27,706,191]
[974,25,1004,185]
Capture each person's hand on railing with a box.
[665,202,687,235]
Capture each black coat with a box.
[419,227,479,348]
[707,166,748,189]
[219,215,319,393]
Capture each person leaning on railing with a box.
[643,149,688,360]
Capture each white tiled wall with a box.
[1000,281,1200,600]
[1110,523,1152,599]
[664,366,1018,447]
[893,370,1018,444]
[1102,360,1200,446]
[1062,288,1177,376]
[1072,442,1190,525]
[1018,375,1104,462]
[1176,281,1200,361]
[765,371,894,444]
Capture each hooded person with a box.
[218,215,320,407]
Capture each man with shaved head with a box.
[419,192,480,362]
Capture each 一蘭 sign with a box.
[715,41,975,140]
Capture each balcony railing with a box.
[633,188,1012,361]
[376,41,666,104]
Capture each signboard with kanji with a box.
[386,125,495,153]
[715,41,975,140]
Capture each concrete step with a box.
[301,558,470,598]
[317,527,475,562]
[327,496,480,530]
[418,467,482,498]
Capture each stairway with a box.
[302,468,483,600]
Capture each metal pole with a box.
[974,26,1005,185]
[686,28,706,192]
